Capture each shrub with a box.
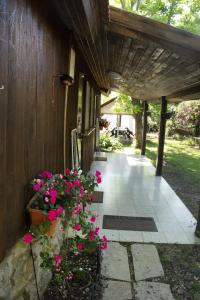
[167,101,200,137]
[99,133,123,152]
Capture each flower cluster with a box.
[28,168,102,223]
[23,168,107,286]
[99,117,110,130]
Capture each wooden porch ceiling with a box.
[54,1,200,102]
[108,7,200,102]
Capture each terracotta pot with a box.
[28,208,57,237]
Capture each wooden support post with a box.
[141,101,148,155]
[156,96,167,176]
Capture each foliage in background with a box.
[100,132,123,152]
[110,0,200,34]
[114,94,142,114]
[135,133,200,183]
[167,101,200,137]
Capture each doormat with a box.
[94,156,107,161]
[93,191,104,203]
[103,215,158,232]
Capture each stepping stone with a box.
[134,281,175,300]
[103,280,132,300]
[131,244,164,281]
[102,242,130,281]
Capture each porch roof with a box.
[54,1,200,102]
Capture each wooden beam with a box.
[108,22,199,60]
[156,96,167,176]
[167,83,200,100]
[141,101,148,156]
[110,6,200,54]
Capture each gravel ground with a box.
[156,244,200,300]
[157,163,200,300]
[163,164,200,219]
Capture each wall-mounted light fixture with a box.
[60,74,74,86]
[107,71,122,81]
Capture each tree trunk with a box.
[134,112,143,148]
[195,206,200,237]
[132,98,143,148]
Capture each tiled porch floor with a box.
[90,150,200,244]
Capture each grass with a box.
[135,133,200,183]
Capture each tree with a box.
[114,94,143,148]
[111,0,200,33]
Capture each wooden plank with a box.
[0,0,8,261]
[0,0,69,262]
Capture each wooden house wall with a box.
[0,0,70,261]
[0,0,100,262]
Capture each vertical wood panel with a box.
[0,0,68,261]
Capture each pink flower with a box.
[73,204,82,215]
[33,183,40,192]
[23,233,33,245]
[79,186,85,197]
[73,224,81,231]
[89,216,96,223]
[97,176,102,184]
[101,242,108,250]
[55,255,61,267]
[56,205,64,217]
[102,235,108,243]
[41,170,52,179]
[89,230,95,241]
[95,170,101,177]
[88,194,95,201]
[44,190,50,196]
[73,170,78,176]
[57,174,63,179]
[73,179,80,187]
[65,181,73,193]
[44,197,49,203]
[48,210,57,221]
[49,188,57,204]
[77,242,85,251]
[65,168,71,175]
[95,226,100,236]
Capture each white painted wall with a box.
[102,114,135,133]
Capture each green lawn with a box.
[135,134,200,183]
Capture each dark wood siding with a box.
[0,0,69,261]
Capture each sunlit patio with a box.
[90,150,200,244]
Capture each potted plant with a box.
[26,171,67,236]
[26,169,102,236]
[99,117,110,130]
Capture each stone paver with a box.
[102,280,132,300]
[134,281,175,300]
[102,242,130,281]
[131,244,164,281]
